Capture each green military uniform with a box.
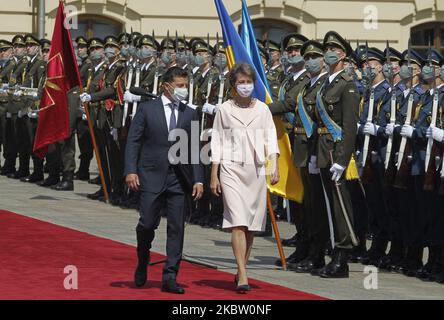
[0,39,13,171]
[314,31,359,278]
[6,35,31,179]
[19,34,47,183]
[88,36,126,203]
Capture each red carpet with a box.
[0,210,325,300]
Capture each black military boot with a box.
[74,161,90,181]
[282,233,299,247]
[416,246,440,280]
[87,188,104,200]
[378,241,404,270]
[0,165,15,176]
[404,246,424,277]
[362,238,388,266]
[52,172,74,191]
[20,172,44,183]
[134,226,153,287]
[318,248,350,278]
[348,237,368,263]
[37,175,60,187]
[88,176,101,185]
[275,241,310,267]
[8,169,29,180]
[289,242,325,273]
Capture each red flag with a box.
[33,0,81,158]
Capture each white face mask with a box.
[236,84,254,98]
[173,87,188,102]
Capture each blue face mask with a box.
[104,47,117,59]
[140,48,156,59]
[120,47,129,57]
[305,57,322,74]
[362,67,377,82]
[161,52,172,65]
[382,64,393,79]
[214,55,227,69]
[176,51,187,65]
[287,55,304,66]
[440,67,444,81]
[324,51,341,66]
[421,65,435,81]
[400,65,413,80]
[194,55,206,67]
[89,51,104,62]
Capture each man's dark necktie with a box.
[169,102,177,131]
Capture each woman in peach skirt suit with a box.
[210,63,280,292]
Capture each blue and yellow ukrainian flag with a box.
[214,0,303,203]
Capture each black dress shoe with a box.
[74,171,90,181]
[1,167,15,176]
[289,257,325,273]
[52,180,74,191]
[21,173,44,183]
[161,279,185,294]
[87,188,104,200]
[8,171,29,179]
[275,245,309,267]
[88,176,101,185]
[281,234,298,247]
[37,176,60,187]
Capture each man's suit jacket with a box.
[124,97,204,194]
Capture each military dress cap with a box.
[258,45,269,61]
[188,37,203,50]
[213,42,226,55]
[40,39,51,51]
[347,52,359,65]
[192,39,212,54]
[383,47,402,63]
[365,47,385,64]
[75,36,88,47]
[118,33,131,45]
[301,40,324,57]
[12,35,25,47]
[174,38,188,51]
[130,32,142,40]
[25,34,40,46]
[161,37,175,50]
[0,40,13,50]
[402,49,425,67]
[266,40,280,52]
[88,38,104,49]
[104,36,119,48]
[323,31,352,56]
[282,33,308,51]
[428,49,444,66]
[138,34,159,50]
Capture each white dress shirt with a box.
[328,69,345,84]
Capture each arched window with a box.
[71,15,123,40]
[241,19,298,44]
[411,22,444,56]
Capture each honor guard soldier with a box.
[83,36,126,205]
[286,40,330,273]
[268,33,312,259]
[1,36,26,176]
[314,31,359,278]
[18,34,47,184]
[264,40,284,101]
[387,48,425,276]
[414,49,444,281]
[79,38,108,199]
[0,39,13,169]
[356,47,392,266]
[73,35,95,182]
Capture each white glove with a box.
[13,90,23,98]
[363,122,379,136]
[308,155,320,174]
[385,123,396,136]
[400,124,414,138]
[82,113,87,121]
[426,126,444,143]
[80,93,91,103]
[188,103,198,110]
[202,103,217,115]
[330,163,346,182]
[123,90,141,103]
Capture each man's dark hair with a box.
[163,66,188,83]
[229,62,257,87]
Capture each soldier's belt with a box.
[317,127,330,135]
[293,127,306,134]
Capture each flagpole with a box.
[267,191,287,271]
[82,101,110,203]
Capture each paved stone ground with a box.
[1,165,443,300]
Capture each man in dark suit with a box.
[125,67,204,294]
